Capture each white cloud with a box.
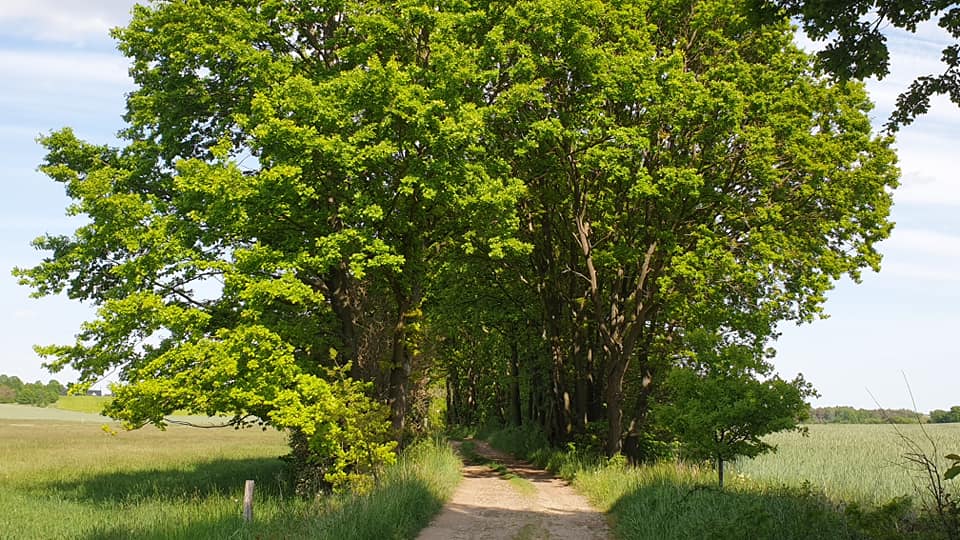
[0,0,137,44]
[13,309,37,321]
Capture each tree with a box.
[656,331,816,487]
[16,0,900,475]
[759,0,960,130]
[481,0,897,455]
[0,385,15,403]
[13,380,60,407]
[14,0,519,492]
[931,406,960,423]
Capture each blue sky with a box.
[1,2,956,410]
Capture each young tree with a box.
[656,331,816,487]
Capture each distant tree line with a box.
[930,407,960,424]
[0,375,66,407]
[807,406,960,425]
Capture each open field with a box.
[0,407,460,539]
[735,423,960,504]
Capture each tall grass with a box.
[1,419,460,539]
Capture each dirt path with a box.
[417,440,611,540]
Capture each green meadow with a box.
[0,403,460,540]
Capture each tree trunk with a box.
[718,456,725,489]
[509,340,522,426]
[605,357,629,456]
[388,325,410,437]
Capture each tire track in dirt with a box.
[417,440,610,540]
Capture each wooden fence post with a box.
[243,480,255,523]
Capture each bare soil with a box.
[417,440,611,540]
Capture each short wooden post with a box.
[242,480,255,523]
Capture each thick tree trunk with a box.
[388,325,411,437]
[388,281,422,442]
[605,357,629,456]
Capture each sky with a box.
[0,2,956,410]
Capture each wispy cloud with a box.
[884,229,960,256]
[0,1,135,44]
[879,228,960,283]
[0,48,131,86]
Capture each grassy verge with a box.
[2,419,460,539]
[480,425,947,540]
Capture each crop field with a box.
[734,423,960,504]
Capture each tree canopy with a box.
[17,0,900,489]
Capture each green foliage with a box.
[761,0,960,131]
[656,331,815,487]
[946,454,960,481]
[932,408,960,424]
[13,0,523,491]
[273,372,397,494]
[0,375,23,391]
[0,375,66,407]
[811,406,925,424]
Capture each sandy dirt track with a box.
[417,440,610,540]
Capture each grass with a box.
[481,424,960,540]
[53,395,113,414]
[1,417,461,539]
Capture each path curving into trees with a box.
[417,441,609,540]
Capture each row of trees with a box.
[807,407,960,424]
[16,0,901,492]
[809,407,926,425]
[931,407,960,424]
[0,375,66,407]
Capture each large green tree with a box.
[477,0,898,455]
[18,0,901,473]
[16,0,519,491]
